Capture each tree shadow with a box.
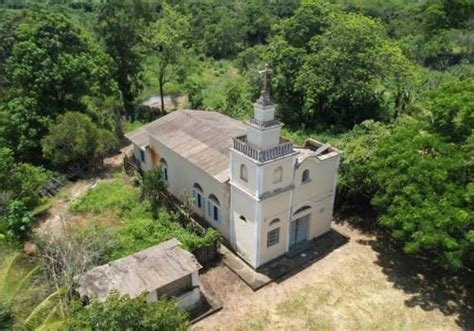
[358,235,474,329]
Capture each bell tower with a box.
[229,64,297,268]
[246,64,282,149]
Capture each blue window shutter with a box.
[214,206,219,221]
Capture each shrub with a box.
[142,166,167,218]
[110,209,220,260]
[63,291,188,331]
[3,200,33,242]
[41,112,118,171]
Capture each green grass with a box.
[70,175,140,217]
[70,174,220,262]
[124,120,146,133]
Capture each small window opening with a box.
[240,164,248,182]
[302,169,310,183]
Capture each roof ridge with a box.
[180,109,243,137]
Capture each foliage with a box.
[41,112,118,171]
[70,175,140,216]
[369,117,473,269]
[142,166,167,218]
[71,175,220,261]
[3,200,33,242]
[267,1,414,128]
[124,120,146,133]
[146,3,191,113]
[62,291,188,331]
[430,79,474,143]
[96,0,147,119]
[0,8,113,162]
[111,208,220,260]
[0,251,65,330]
[0,147,50,215]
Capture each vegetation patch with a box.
[70,173,220,262]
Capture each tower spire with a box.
[257,63,273,106]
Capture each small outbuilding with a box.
[76,238,202,310]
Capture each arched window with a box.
[302,169,310,183]
[160,159,168,181]
[293,205,311,216]
[240,164,248,182]
[239,215,247,222]
[273,166,283,184]
[269,218,280,226]
[207,194,220,222]
[192,183,204,211]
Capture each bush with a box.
[71,175,221,261]
[142,166,167,218]
[110,208,220,260]
[3,200,33,242]
[62,291,188,331]
[0,147,50,212]
[41,112,118,171]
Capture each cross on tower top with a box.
[259,63,272,93]
[257,63,273,106]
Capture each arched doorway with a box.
[289,205,312,252]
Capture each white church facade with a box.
[126,68,341,269]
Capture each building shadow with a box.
[259,229,349,284]
[357,235,474,330]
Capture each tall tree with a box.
[147,4,191,113]
[369,117,473,269]
[97,0,147,120]
[0,9,113,162]
[267,2,413,128]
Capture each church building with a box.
[126,67,341,269]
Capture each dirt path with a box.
[35,145,132,237]
[194,223,473,330]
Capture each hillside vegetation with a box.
[0,0,472,329]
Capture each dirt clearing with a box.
[35,145,132,237]
[194,223,473,330]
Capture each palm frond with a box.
[24,288,66,329]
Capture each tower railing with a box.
[232,135,293,162]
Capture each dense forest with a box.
[0,0,472,329]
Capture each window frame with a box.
[192,183,204,211]
[160,159,168,181]
[267,228,280,247]
[207,195,220,222]
[139,149,145,163]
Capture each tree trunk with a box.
[159,76,165,115]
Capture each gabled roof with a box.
[125,110,247,182]
[76,239,202,301]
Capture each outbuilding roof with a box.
[125,110,247,182]
[75,238,202,301]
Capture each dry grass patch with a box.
[233,247,461,331]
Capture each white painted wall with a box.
[230,185,258,266]
[148,136,232,240]
[176,287,201,310]
[247,125,281,148]
[132,144,153,172]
